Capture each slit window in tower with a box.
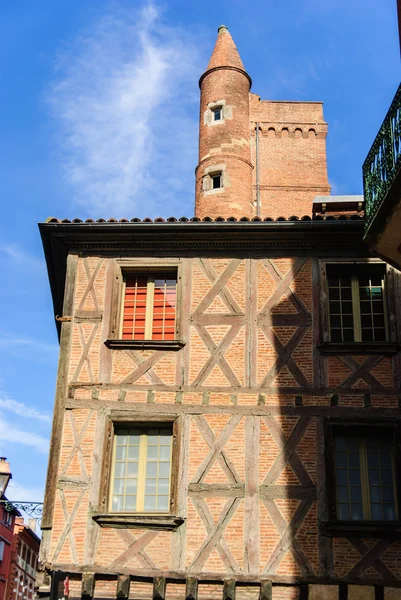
[212,107,222,121]
[212,174,222,189]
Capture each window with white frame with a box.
[110,425,173,513]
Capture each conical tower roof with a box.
[207,26,246,71]
[200,26,251,87]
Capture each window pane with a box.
[335,437,347,451]
[348,452,359,468]
[127,462,138,477]
[158,479,170,494]
[159,462,170,477]
[337,487,349,502]
[349,470,361,485]
[111,425,172,514]
[371,504,383,520]
[128,446,139,460]
[144,496,156,511]
[124,496,136,511]
[116,446,126,460]
[335,452,347,468]
[370,487,381,502]
[126,479,137,494]
[369,470,380,486]
[114,463,125,478]
[145,480,157,494]
[382,487,394,503]
[351,505,363,520]
[381,470,394,486]
[146,463,157,477]
[113,479,125,495]
[338,504,350,520]
[335,435,364,520]
[151,274,177,341]
[157,496,169,512]
[350,487,362,502]
[343,329,355,342]
[362,329,373,342]
[336,470,348,486]
[367,453,379,468]
[112,496,123,512]
[383,505,396,520]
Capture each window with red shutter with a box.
[122,272,177,340]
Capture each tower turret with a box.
[195,26,253,219]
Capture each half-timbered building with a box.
[38,26,401,600]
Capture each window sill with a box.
[317,342,400,355]
[105,339,185,351]
[93,514,185,530]
[321,521,401,538]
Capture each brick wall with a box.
[39,253,401,592]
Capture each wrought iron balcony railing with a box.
[363,83,401,233]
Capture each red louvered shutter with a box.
[122,275,148,339]
[152,274,177,340]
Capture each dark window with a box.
[334,433,398,521]
[212,174,222,189]
[327,264,387,342]
[212,107,222,121]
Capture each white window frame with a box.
[109,423,175,514]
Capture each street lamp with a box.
[0,457,12,496]
[0,457,43,522]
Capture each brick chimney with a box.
[195,26,253,219]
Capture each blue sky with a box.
[0,0,399,508]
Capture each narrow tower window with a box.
[212,174,222,189]
[212,107,222,121]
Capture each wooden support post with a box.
[117,575,130,600]
[185,577,198,600]
[339,583,348,600]
[153,577,166,600]
[223,579,236,600]
[375,586,384,600]
[81,573,94,599]
[299,584,308,600]
[42,252,78,530]
[259,580,272,600]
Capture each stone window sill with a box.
[321,521,401,538]
[105,339,185,351]
[317,342,400,355]
[93,514,185,530]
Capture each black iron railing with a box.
[363,83,401,233]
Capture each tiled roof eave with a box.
[44,214,364,225]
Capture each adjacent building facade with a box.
[38,27,401,600]
[0,502,17,600]
[6,518,40,600]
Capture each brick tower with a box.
[195,26,253,219]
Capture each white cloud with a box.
[0,393,51,423]
[0,331,58,367]
[0,414,49,454]
[0,245,44,273]
[6,480,44,504]
[48,1,204,217]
